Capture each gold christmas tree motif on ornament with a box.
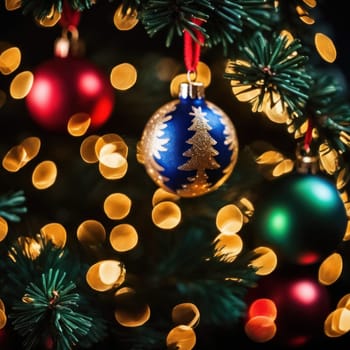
[178,106,220,193]
[177,105,236,196]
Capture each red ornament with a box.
[26,56,115,132]
[246,267,331,347]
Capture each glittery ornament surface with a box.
[139,83,238,197]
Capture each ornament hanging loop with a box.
[183,17,205,80]
[187,70,197,83]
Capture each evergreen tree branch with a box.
[1,236,107,350]
[0,190,27,223]
[224,31,312,117]
[138,0,213,47]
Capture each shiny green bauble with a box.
[251,173,347,265]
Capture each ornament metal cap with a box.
[179,82,205,99]
[295,142,319,174]
[54,27,85,58]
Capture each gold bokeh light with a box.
[2,137,40,172]
[80,135,100,164]
[170,73,188,98]
[250,246,278,276]
[32,160,57,190]
[196,61,211,87]
[67,112,91,136]
[99,147,127,168]
[244,315,277,343]
[98,159,128,180]
[21,136,41,161]
[86,259,125,292]
[114,287,151,327]
[2,145,28,172]
[109,223,138,252]
[166,325,196,350]
[16,236,41,260]
[110,63,137,91]
[95,133,128,160]
[296,5,315,25]
[40,222,67,248]
[271,158,294,177]
[171,303,200,328]
[315,32,337,63]
[303,0,317,7]
[318,253,343,286]
[0,46,21,75]
[113,5,139,31]
[255,150,284,165]
[238,197,255,223]
[99,260,124,285]
[152,201,181,229]
[103,192,132,220]
[324,307,350,337]
[214,233,243,262]
[319,143,338,175]
[5,0,21,11]
[77,219,106,246]
[10,70,33,99]
[262,93,289,124]
[343,219,350,241]
[216,204,243,234]
[0,216,8,242]
[337,294,350,309]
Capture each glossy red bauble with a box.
[26,56,115,132]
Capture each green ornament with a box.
[251,173,347,265]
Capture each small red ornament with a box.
[246,267,331,347]
[26,56,115,132]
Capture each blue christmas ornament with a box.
[138,82,239,197]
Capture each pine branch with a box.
[203,0,277,54]
[316,103,350,154]
[224,31,312,116]
[1,236,107,350]
[201,0,245,50]
[288,70,350,154]
[119,0,142,13]
[0,190,27,223]
[308,72,350,151]
[138,0,213,47]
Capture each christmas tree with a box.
[1,0,350,349]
